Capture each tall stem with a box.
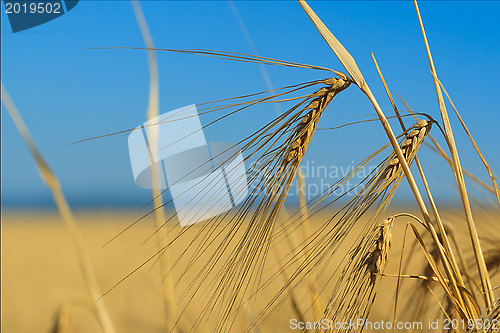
[131,1,180,330]
[413,0,493,309]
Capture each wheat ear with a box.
[371,52,474,316]
[365,217,394,285]
[285,78,346,164]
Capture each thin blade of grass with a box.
[296,1,434,240]
[1,83,116,333]
[413,0,494,309]
[398,95,497,196]
[436,78,500,208]
[297,2,470,319]
[130,1,180,331]
[297,0,364,87]
[370,52,471,315]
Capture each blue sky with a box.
[2,1,499,208]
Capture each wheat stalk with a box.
[1,83,115,333]
[371,51,477,319]
[244,120,432,332]
[130,1,180,331]
[297,2,489,325]
[296,3,444,289]
[413,0,494,310]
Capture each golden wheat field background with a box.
[2,209,499,332]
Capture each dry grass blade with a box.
[296,3,438,263]
[298,2,476,320]
[408,223,470,320]
[297,0,365,87]
[398,96,497,197]
[130,1,180,331]
[371,51,474,319]
[297,171,325,320]
[1,83,116,333]
[413,0,494,309]
[436,78,500,208]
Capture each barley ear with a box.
[299,1,477,318]
[399,95,497,196]
[365,217,394,285]
[297,1,434,253]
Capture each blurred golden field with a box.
[3,209,497,333]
